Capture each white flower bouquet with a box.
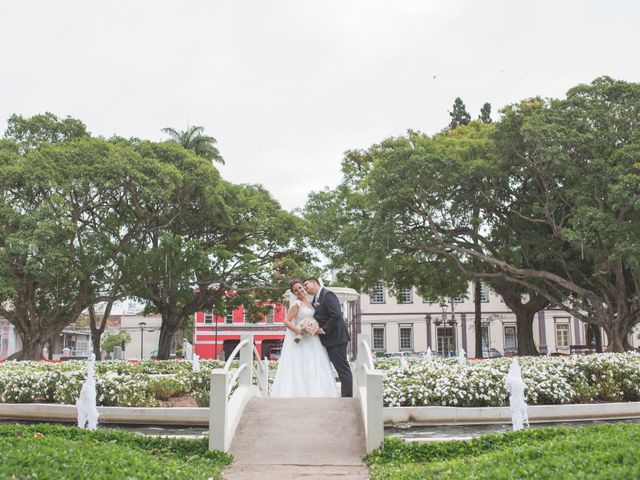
[295,317,320,343]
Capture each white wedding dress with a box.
[270,299,338,397]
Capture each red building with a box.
[194,303,287,360]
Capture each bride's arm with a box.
[283,304,303,335]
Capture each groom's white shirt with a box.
[314,286,324,305]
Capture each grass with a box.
[0,423,232,479]
[366,423,640,479]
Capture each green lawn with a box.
[366,423,640,479]
[0,423,232,480]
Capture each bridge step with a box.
[228,398,366,466]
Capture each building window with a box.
[242,306,250,323]
[265,305,274,324]
[504,325,517,353]
[437,327,455,357]
[556,323,570,348]
[225,309,233,324]
[478,282,489,302]
[481,325,490,351]
[372,325,385,351]
[399,324,413,351]
[370,282,385,304]
[74,337,90,356]
[204,311,213,323]
[398,288,413,304]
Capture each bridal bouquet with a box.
[295,317,320,343]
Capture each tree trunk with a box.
[474,279,483,358]
[594,327,603,353]
[607,331,626,352]
[47,336,55,360]
[89,302,113,360]
[8,334,48,360]
[514,309,539,356]
[157,321,178,359]
[492,283,548,357]
[605,318,633,352]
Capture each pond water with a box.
[5,417,640,441]
[386,417,640,441]
[109,417,640,441]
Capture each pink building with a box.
[194,303,286,360]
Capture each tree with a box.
[162,125,224,165]
[316,78,640,353]
[449,97,471,129]
[4,112,88,153]
[126,142,303,358]
[0,116,173,359]
[482,77,640,351]
[101,330,131,356]
[305,121,563,356]
[479,103,492,123]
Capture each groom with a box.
[303,277,353,397]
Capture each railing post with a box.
[366,369,384,452]
[209,368,228,451]
[239,334,253,387]
[261,357,269,396]
[356,333,370,395]
[356,333,384,452]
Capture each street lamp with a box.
[139,321,147,360]
[439,302,448,322]
[440,300,458,356]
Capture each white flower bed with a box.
[0,359,278,407]
[375,352,640,407]
[2,354,639,408]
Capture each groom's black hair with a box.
[303,277,321,285]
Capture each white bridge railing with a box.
[355,333,384,452]
[209,334,269,451]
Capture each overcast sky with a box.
[1,1,638,211]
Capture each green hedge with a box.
[365,423,640,479]
[0,423,232,479]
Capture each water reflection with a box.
[386,417,640,441]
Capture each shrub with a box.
[147,376,187,401]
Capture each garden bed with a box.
[0,423,231,479]
[2,353,640,411]
[375,352,640,407]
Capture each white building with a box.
[121,314,164,360]
[359,281,640,357]
[0,316,19,360]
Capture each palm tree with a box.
[161,125,225,165]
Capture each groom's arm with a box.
[319,291,342,336]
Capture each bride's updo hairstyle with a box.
[289,279,303,293]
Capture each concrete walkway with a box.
[222,397,370,479]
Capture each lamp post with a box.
[450,298,457,354]
[439,302,448,323]
[139,321,147,360]
[440,301,458,356]
[425,314,431,351]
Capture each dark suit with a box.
[313,287,353,397]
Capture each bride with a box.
[270,279,338,397]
